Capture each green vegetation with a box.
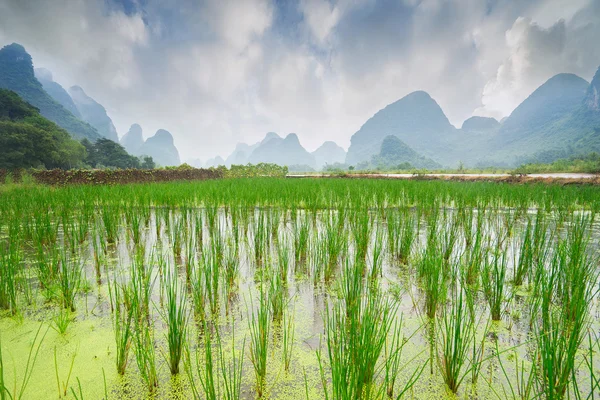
[81,138,150,169]
[371,135,440,170]
[0,178,598,399]
[516,152,600,174]
[0,88,154,170]
[0,43,100,141]
[0,89,85,169]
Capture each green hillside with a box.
[0,43,101,141]
[0,88,85,169]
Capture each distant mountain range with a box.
[345,70,600,168]
[2,42,599,171]
[120,124,181,167]
[0,43,182,167]
[219,133,347,171]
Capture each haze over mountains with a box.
[0,43,181,167]
[1,41,599,171]
[210,133,347,171]
[211,68,599,170]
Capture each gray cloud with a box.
[0,0,599,160]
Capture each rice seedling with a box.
[167,212,185,260]
[69,378,84,400]
[101,205,119,244]
[203,241,221,316]
[217,324,245,400]
[133,322,158,392]
[54,345,77,398]
[370,222,384,280]
[57,248,83,312]
[162,267,188,375]
[277,232,291,284]
[197,325,218,400]
[110,281,134,375]
[383,316,424,399]
[351,208,371,262]
[51,307,73,334]
[492,345,536,400]
[513,217,533,286]
[436,286,475,394]
[269,267,287,321]
[0,239,20,315]
[319,281,397,399]
[282,307,295,372]
[481,243,508,321]
[462,226,486,286]
[253,211,268,264]
[294,212,310,264]
[532,216,597,399]
[420,246,446,319]
[2,176,600,399]
[248,288,271,397]
[397,209,418,265]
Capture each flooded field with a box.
[0,178,599,399]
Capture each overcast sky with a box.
[1,0,599,161]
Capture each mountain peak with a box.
[284,133,300,144]
[346,90,454,166]
[129,123,143,135]
[501,72,588,136]
[313,141,346,169]
[261,131,281,144]
[153,129,174,143]
[585,66,600,111]
[68,85,118,141]
[34,67,81,118]
[120,124,145,155]
[140,129,180,166]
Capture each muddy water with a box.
[1,209,599,399]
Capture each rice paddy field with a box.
[1,178,600,399]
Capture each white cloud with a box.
[475,1,600,119]
[0,0,598,160]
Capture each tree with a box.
[140,156,155,169]
[83,138,141,169]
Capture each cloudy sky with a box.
[1,0,599,161]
